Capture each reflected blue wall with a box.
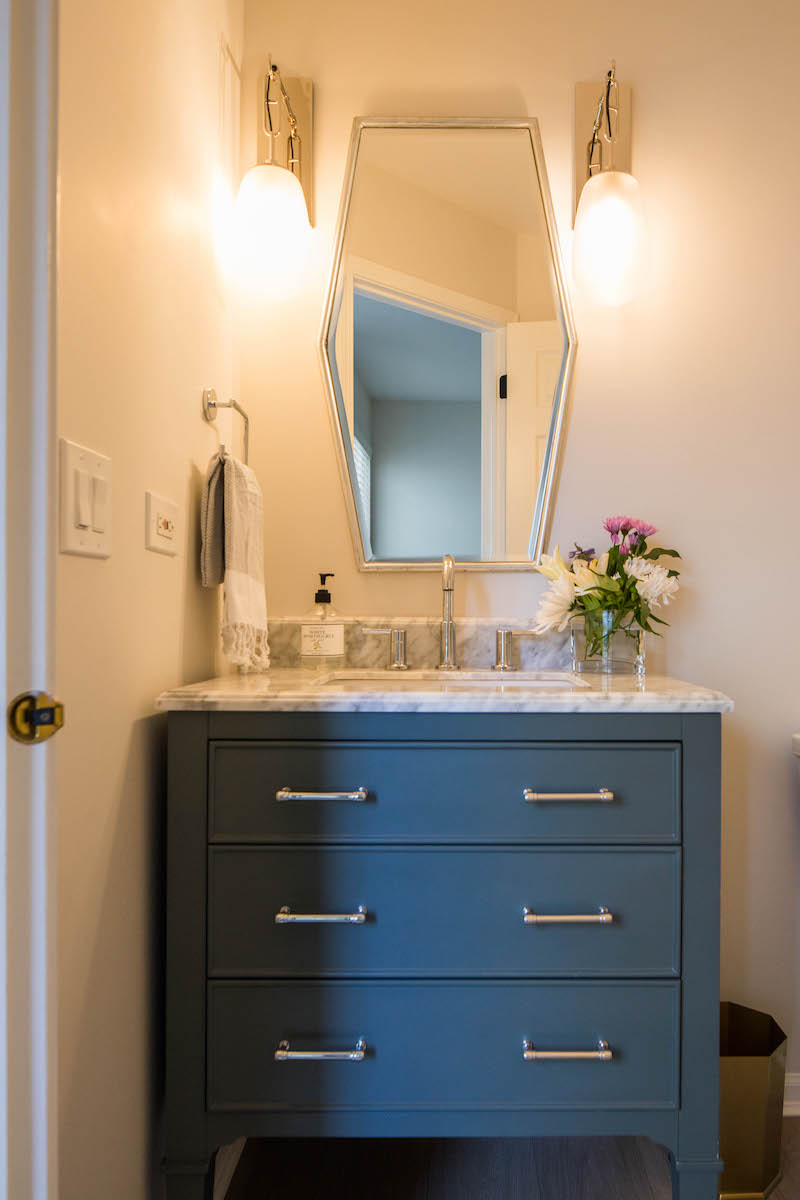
[370,396,481,559]
[353,293,483,560]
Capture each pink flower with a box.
[603,516,657,546]
[603,516,629,536]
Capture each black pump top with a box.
[315,572,334,604]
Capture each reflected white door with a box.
[1,0,59,1195]
[504,320,562,559]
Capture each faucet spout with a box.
[438,555,459,671]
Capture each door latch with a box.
[7,691,64,744]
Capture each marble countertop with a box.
[155,668,733,714]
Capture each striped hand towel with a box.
[201,451,270,672]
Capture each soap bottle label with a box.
[301,623,345,657]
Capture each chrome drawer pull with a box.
[523,1039,612,1062]
[275,786,368,803]
[523,788,614,803]
[523,906,613,925]
[275,906,368,925]
[274,1038,367,1062]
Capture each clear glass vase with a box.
[570,611,646,677]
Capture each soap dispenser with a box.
[300,573,345,669]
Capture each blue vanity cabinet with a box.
[164,710,723,1200]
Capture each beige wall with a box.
[240,0,800,1074]
[56,0,244,1196]
[517,233,557,322]
[350,164,519,311]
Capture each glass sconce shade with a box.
[235,162,309,233]
[573,170,645,307]
[233,163,310,290]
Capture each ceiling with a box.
[358,127,547,236]
[353,292,481,407]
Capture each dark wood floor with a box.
[225,1118,800,1199]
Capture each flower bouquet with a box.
[534,517,681,675]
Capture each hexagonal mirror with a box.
[319,119,576,570]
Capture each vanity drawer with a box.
[209,741,680,843]
[207,980,679,1112]
[208,847,680,978]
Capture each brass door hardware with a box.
[7,691,64,744]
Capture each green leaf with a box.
[645,547,681,559]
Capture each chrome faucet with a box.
[438,555,459,670]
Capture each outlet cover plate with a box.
[145,491,179,556]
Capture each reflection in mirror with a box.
[321,120,576,569]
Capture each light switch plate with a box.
[145,491,179,556]
[60,438,111,558]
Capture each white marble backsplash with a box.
[267,617,571,671]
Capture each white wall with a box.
[56,1,244,1196]
[240,0,800,1073]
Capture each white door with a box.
[1,0,59,1195]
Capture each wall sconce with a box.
[235,61,313,282]
[573,62,645,307]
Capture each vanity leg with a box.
[670,1157,723,1199]
[163,1158,214,1200]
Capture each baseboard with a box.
[785,1073,800,1116]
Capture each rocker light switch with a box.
[91,475,108,532]
[75,469,91,529]
[60,438,111,558]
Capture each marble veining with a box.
[156,669,733,714]
[266,617,571,672]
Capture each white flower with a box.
[623,556,650,581]
[534,546,571,581]
[624,556,679,608]
[571,552,610,593]
[534,572,578,633]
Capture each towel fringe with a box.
[223,622,270,674]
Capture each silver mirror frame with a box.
[318,117,577,572]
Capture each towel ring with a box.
[203,387,249,464]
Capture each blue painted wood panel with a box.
[208,847,680,978]
[204,1104,680,1143]
[207,980,680,1113]
[164,708,723,1192]
[209,741,680,844]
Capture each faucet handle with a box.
[493,627,538,672]
[361,628,409,671]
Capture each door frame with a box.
[346,257,516,560]
[1,0,59,1195]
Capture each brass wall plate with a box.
[256,73,314,226]
[573,80,632,222]
[7,691,64,744]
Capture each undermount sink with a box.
[315,669,589,690]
